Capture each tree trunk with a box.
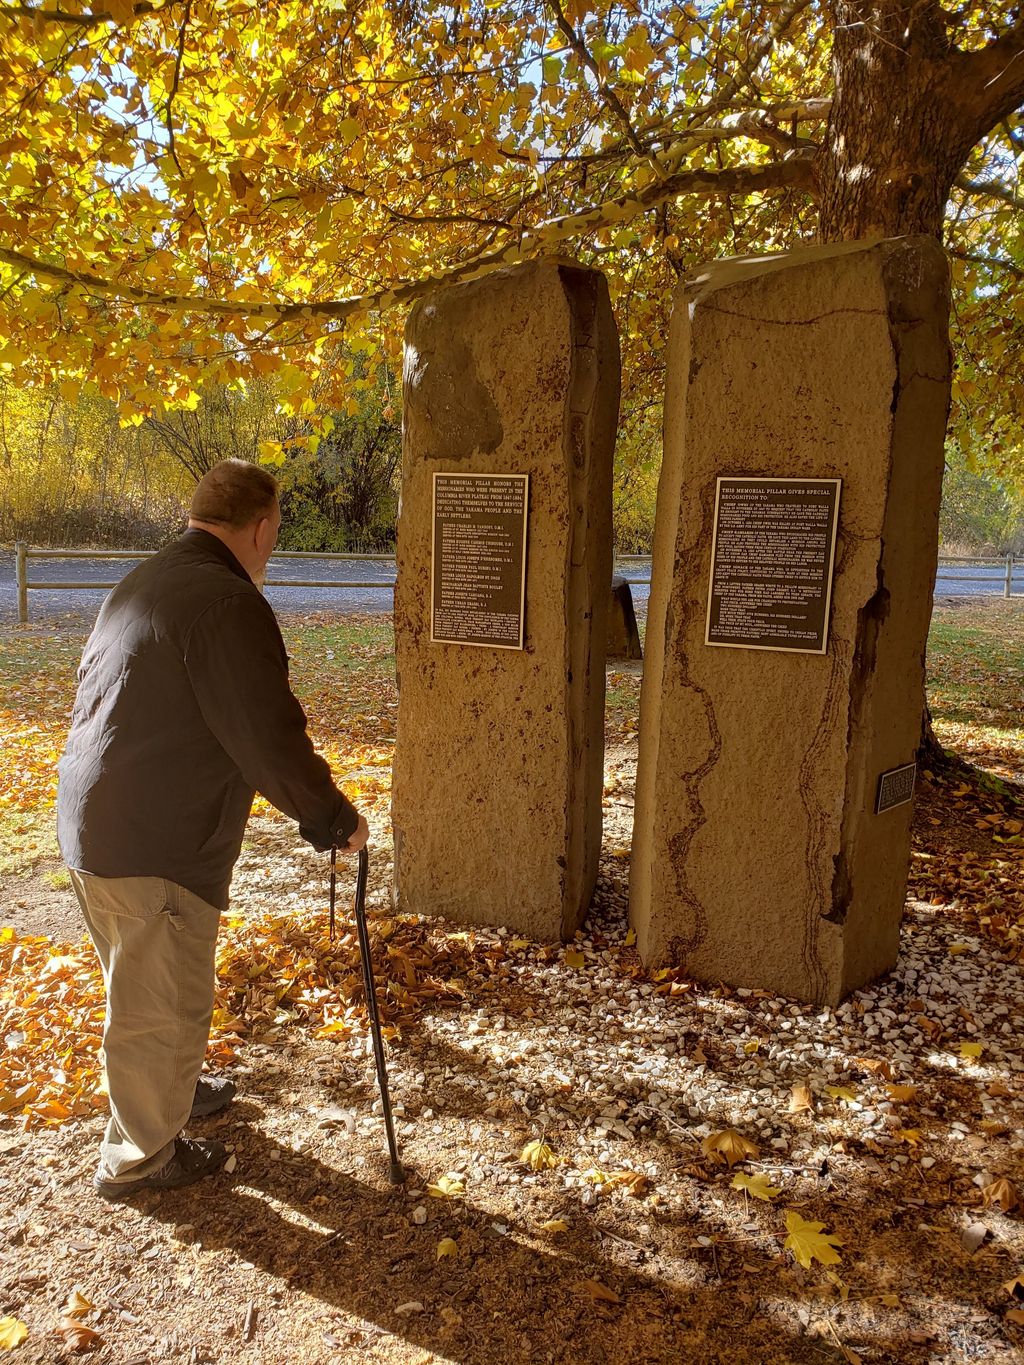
[817,2,985,242]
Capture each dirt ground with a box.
[2,608,1023,1365]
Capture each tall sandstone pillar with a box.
[630,238,951,1005]
[392,261,620,939]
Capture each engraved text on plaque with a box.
[431,472,529,649]
[705,477,841,654]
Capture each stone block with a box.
[608,575,643,661]
[630,237,951,1004]
[392,260,620,939]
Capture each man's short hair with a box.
[190,460,279,530]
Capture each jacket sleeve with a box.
[184,592,359,849]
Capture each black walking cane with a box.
[330,845,405,1184]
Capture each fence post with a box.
[1006,554,1013,599]
[15,541,28,624]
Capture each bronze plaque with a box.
[876,762,917,814]
[705,477,841,654]
[431,472,529,649]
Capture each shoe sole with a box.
[93,1155,228,1202]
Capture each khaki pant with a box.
[69,870,221,1183]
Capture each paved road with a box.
[0,552,1018,627]
[0,552,399,626]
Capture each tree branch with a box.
[546,0,668,181]
[0,159,814,325]
[949,248,1024,278]
[955,173,1022,208]
[2,0,185,26]
[963,14,1024,132]
[164,0,189,176]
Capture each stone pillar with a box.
[392,261,620,939]
[630,238,951,1005]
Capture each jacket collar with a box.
[181,527,253,584]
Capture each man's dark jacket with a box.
[57,529,358,908]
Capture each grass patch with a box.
[0,809,60,878]
[926,602,1024,774]
[1,603,1019,879]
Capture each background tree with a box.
[0,380,187,544]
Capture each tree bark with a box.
[817,1,990,241]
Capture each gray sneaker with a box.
[190,1075,237,1119]
[93,1138,228,1202]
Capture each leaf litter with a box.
[1,605,1024,1362]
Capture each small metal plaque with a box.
[876,762,917,814]
[705,477,842,654]
[431,472,529,649]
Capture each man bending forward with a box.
[57,459,368,1200]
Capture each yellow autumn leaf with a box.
[520,1139,559,1170]
[580,1167,612,1185]
[508,938,530,951]
[731,1172,782,1202]
[826,1086,858,1104]
[564,949,586,969]
[64,1290,94,1319]
[538,1218,569,1234]
[623,928,637,947]
[884,1083,920,1102]
[0,1318,27,1351]
[959,1042,984,1061]
[701,1129,759,1168]
[436,1237,458,1260]
[893,1127,923,1146]
[426,1174,465,1199]
[783,1211,844,1269]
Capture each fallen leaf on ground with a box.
[701,1129,759,1168]
[426,1174,465,1199]
[783,1211,843,1269]
[564,949,585,969]
[578,1279,622,1305]
[394,1302,424,1316]
[1003,1273,1024,1300]
[0,1318,27,1351]
[63,1291,93,1320]
[789,1083,814,1113]
[55,1318,103,1353]
[893,1128,923,1146]
[855,1057,894,1079]
[885,1083,920,1102]
[826,1086,858,1104]
[579,1167,649,1195]
[435,1238,458,1260]
[959,1041,984,1061]
[1007,1309,1024,1326]
[538,1219,569,1234]
[982,1178,1020,1213]
[520,1139,558,1170]
[731,1173,781,1201]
